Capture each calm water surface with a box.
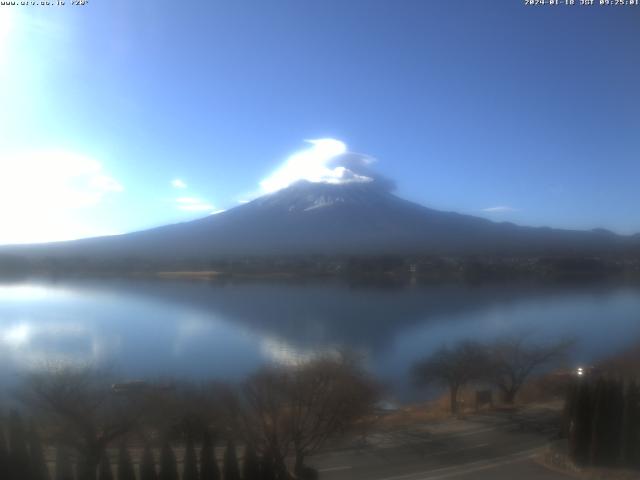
[1,279,639,400]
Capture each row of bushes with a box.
[0,411,296,480]
[564,377,640,468]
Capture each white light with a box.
[172,179,187,189]
[3,324,31,347]
[0,150,123,244]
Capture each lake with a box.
[1,278,639,401]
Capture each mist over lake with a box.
[1,279,639,401]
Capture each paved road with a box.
[308,411,571,480]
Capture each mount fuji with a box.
[3,180,638,260]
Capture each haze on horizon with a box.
[1,1,639,245]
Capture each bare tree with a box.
[139,380,229,442]
[20,366,149,480]
[413,341,489,414]
[486,335,572,404]
[238,354,379,478]
[239,368,292,478]
[287,356,378,475]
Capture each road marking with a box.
[375,446,544,480]
[318,465,353,472]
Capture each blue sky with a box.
[0,0,638,244]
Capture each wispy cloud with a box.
[175,197,200,204]
[177,203,215,212]
[482,205,518,213]
[171,188,216,214]
[173,197,215,212]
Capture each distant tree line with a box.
[2,253,640,284]
[564,377,640,469]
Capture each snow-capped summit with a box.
[254,180,390,212]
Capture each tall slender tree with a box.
[608,379,625,465]
[241,444,260,480]
[139,444,157,480]
[159,441,178,480]
[199,431,220,480]
[589,378,609,466]
[622,380,640,467]
[258,454,275,480]
[29,423,51,480]
[568,380,593,466]
[590,378,625,467]
[183,435,198,480]
[0,425,10,480]
[97,452,114,480]
[8,411,31,480]
[562,381,578,439]
[54,445,74,480]
[222,440,240,480]
[118,444,136,480]
[258,452,286,480]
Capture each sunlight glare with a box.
[3,324,31,348]
[0,150,123,244]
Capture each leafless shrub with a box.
[238,354,379,477]
[412,341,489,414]
[18,365,149,480]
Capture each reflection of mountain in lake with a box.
[74,279,637,354]
[2,279,640,400]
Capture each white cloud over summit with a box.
[259,139,391,194]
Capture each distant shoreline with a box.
[2,253,640,285]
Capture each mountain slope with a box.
[3,181,638,259]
